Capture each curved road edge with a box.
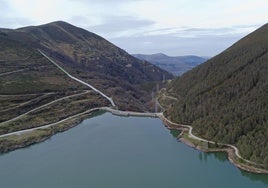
[0,107,101,138]
[0,104,267,173]
[159,114,268,174]
[0,107,159,138]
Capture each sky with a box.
[1,0,268,57]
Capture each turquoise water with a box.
[0,112,267,187]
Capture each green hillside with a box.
[0,21,173,152]
[0,36,85,94]
[166,23,268,164]
[0,21,173,111]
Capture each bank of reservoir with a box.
[0,113,267,187]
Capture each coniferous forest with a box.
[166,23,268,164]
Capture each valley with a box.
[0,21,268,175]
[1,0,268,187]
[133,53,208,76]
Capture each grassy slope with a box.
[13,21,173,111]
[0,35,87,94]
[166,23,268,164]
[0,34,109,126]
[0,33,110,152]
[0,21,172,152]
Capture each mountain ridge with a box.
[0,21,173,111]
[0,20,173,152]
[133,53,208,76]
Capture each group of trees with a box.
[166,24,268,164]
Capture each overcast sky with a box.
[1,0,268,57]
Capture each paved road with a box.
[100,107,161,118]
[0,107,100,138]
[38,50,116,107]
[160,88,178,101]
[160,114,263,166]
[0,107,159,138]
[0,106,157,138]
[0,50,116,137]
[155,97,164,111]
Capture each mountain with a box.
[133,53,208,76]
[0,21,173,152]
[0,21,173,111]
[165,23,268,164]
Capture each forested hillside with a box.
[166,23,268,164]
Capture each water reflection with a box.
[168,129,268,185]
[210,152,228,163]
[1,113,268,188]
[240,170,268,185]
[169,129,181,138]
[198,152,208,164]
[205,150,268,185]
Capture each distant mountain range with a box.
[165,23,268,165]
[133,53,208,76]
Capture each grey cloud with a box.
[67,0,152,8]
[1,0,10,15]
[109,33,245,57]
[87,16,155,33]
[0,0,8,8]
[181,25,260,36]
[68,16,91,26]
[183,27,233,33]
[0,16,33,29]
[70,0,150,3]
[149,27,175,33]
[0,0,33,28]
[138,25,261,40]
[232,24,261,29]
[85,21,253,56]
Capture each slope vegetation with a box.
[1,21,173,111]
[0,21,173,152]
[166,23,268,164]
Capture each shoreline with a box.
[0,108,102,153]
[0,107,267,174]
[158,114,268,174]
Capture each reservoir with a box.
[0,112,267,187]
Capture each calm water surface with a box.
[0,112,267,188]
